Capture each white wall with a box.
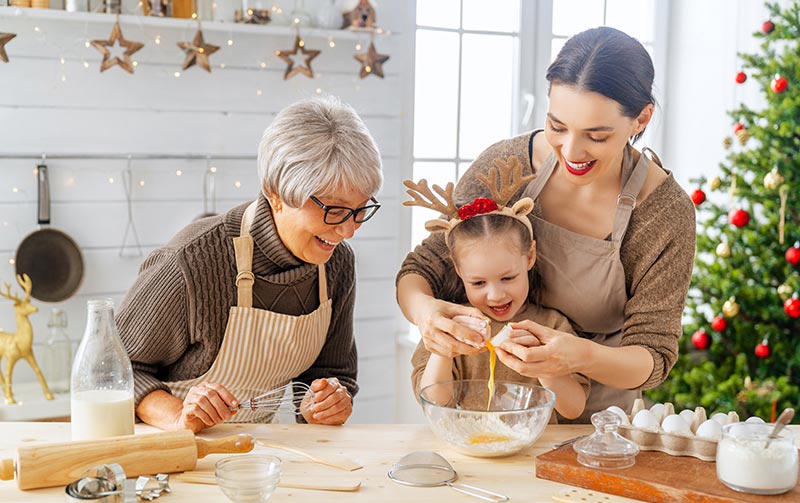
[0,0,413,423]
[661,0,772,188]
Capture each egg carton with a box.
[615,399,740,462]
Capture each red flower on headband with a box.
[458,198,498,220]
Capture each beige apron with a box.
[168,201,332,423]
[523,143,656,423]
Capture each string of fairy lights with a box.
[0,4,392,86]
[3,157,255,264]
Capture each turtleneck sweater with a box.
[117,193,358,406]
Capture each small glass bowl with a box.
[215,455,281,503]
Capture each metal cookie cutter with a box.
[65,463,171,502]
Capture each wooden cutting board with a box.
[536,443,800,503]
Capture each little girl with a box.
[406,157,588,420]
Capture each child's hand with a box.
[504,326,542,347]
[452,315,489,346]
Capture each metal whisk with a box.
[229,382,314,415]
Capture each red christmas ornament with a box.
[761,20,775,34]
[784,296,800,318]
[728,208,750,228]
[755,342,770,359]
[690,189,706,206]
[735,71,747,84]
[711,315,727,332]
[786,242,800,266]
[691,329,711,350]
[733,122,744,134]
[771,75,788,93]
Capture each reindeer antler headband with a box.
[403,156,536,238]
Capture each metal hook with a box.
[119,155,143,258]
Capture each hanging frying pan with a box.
[15,163,84,302]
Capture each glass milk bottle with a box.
[70,299,134,441]
[42,308,73,394]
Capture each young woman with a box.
[398,27,696,422]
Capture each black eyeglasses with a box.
[309,195,381,225]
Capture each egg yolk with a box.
[486,339,497,412]
[465,326,514,445]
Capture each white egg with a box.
[606,405,630,425]
[678,409,696,425]
[661,414,691,434]
[695,419,722,440]
[745,416,765,424]
[649,403,665,420]
[632,409,660,429]
[711,412,731,426]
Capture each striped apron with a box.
[168,201,332,423]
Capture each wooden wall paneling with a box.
[0,109,400,157]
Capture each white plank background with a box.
[0,0,414,423]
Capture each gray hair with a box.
[258,96,383,207]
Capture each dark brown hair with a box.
[546,26,655,143]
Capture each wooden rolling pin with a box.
[0,430,254,490]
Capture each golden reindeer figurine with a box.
[0,273,54,404]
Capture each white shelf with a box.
[0,6,396,38]
[0,382,70,421]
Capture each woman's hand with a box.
[495,320,589,379]
[302,378,352,426]
[416,298,488,358]
[178,381,238,432]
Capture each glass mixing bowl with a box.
[215,454,281,503]
[419,380,555,458]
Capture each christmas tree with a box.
[648,1,800,423]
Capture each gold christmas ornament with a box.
[710,176,722,191]
[777,283,793,301]
[763,167,784,190]
[0,274,54,404]
[178,28,220,72]
[722,296,740,318]
[716,241,731,258]
[0,32,16,63]
[354,41,389,79]
[736,129,751,145]
[722,136,733,149]
[91,20,144,74]
[276,35,320,80]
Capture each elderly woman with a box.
[117,97,383,432]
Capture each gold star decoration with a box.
[91,21,144,74]
[276,35,320,80]
[0,32,16,63]
[178,28,220,73]
[354,41,389,79]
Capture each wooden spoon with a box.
[174,471,361,492]
[256,439,362,471]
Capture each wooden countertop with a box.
[0,421,648,502]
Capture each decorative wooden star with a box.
[276,35,320,80]
[354,41,389,79]
[0,32,16,63]
[178,28,220,73]
[91,21,144,74]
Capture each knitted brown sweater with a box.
[399,132,696,390]
[117,194,358,406]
